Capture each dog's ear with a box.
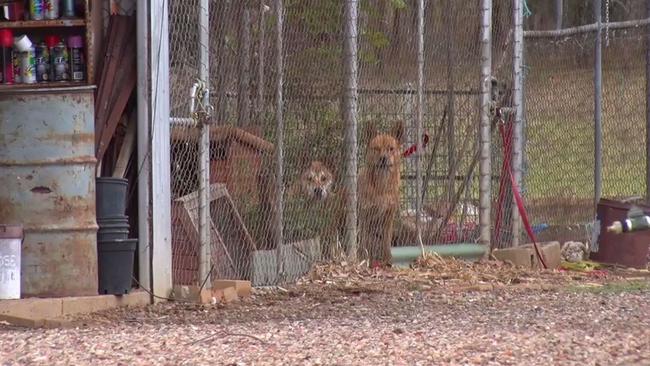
[363,121,378,146]
[391,120,405,144]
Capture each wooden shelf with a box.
[0,19,85,29]
[0,81,88,91]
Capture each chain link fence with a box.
[167,0,497,288]
[524,0,648,245]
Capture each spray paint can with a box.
[52,39,69,81]
[44,35,58,81]
[12,49,20,83]
[67,36,84,82]
[62,0,75,18]
[44,0,59,20]
[0,29,13,84]
[35,42,50,82]
[29,0,44,21]
[19,45,36,84]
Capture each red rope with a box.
[497,121,548,269]
[493,122,513,245]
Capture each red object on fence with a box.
[402,133,430,157]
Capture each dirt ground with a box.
[2,259,650,366]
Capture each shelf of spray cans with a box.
[0,0,83,25]
[0,29,86,88]
[0,0,90,89]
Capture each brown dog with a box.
[290,160,346,260]
[292,161,336,202]
[358,120,404,265]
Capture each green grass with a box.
[566,280,650,294]
[525,63,646,202]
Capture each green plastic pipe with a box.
[390,244,487,267]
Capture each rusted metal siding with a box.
[0,86,98,297]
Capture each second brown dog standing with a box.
[358,120,404,265]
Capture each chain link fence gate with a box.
[168,0,518,288]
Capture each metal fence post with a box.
[415,0,425,251]
[511,0,524,247]
[446,0,456,207]
[256,0,267,122]
[343,0,359,261]
[274,0,285,280]
[555,0,563,30]
[238,4,252,126]
[198,0,211,289]
[646,0,650,201]
[479,0,493,250]
[595,0,603,207]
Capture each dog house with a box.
[208,126,274,205]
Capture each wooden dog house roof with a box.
[171,125,274,153]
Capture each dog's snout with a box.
[379,156,389,167]
[314,187,324,199]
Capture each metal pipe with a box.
[595,0,603,208]
[343,0,359,261]
[274,0,285,280]
[136,0,151,295]
[446,0,456,208]
[524,17,650,38]
[646,0,650,202]
[511,0,524,247]
[415,0,424,252]
[555,0,563,30]
[479,0,493,250]
[170,117,197,127]
[198,0,211,289]
[256,0,267,123]
[238,5,252,126]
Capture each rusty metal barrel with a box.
[0,86,98,297]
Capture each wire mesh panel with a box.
[168,0,490,286]
[522,0,649,245]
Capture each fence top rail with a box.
[524,17,650,38]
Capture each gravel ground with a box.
[1,261,650,365]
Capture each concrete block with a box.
[61,291,150,316]
[212,280,252,298]
[251,238,321,286]
[0,298,63,319]
[0,314,46,328]
[493,241,562,269]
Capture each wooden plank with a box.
[96,33,136,161]
[113,110,137,178]
[0,19,86,29]
[95,16,133,143]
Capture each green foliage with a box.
[389,0,407,10]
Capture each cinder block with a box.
[493,241,562,269]
[212,280,252,298]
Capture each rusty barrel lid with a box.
[0,225,23,239]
